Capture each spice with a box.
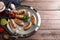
[3,34,9,39]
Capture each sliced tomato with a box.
[10,12,15,18]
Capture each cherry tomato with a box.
[0,27,4,33]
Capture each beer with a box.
[0,1,6,18]
[0,1,5,12]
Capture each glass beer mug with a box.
[0,1,5,12]
[0,1,6,18]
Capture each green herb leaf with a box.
[24,16,30,20]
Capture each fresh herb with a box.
[24,16,30,20]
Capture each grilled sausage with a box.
[24,22,32,30]
[32,14,36,25]
[15,19,24,26]
[15,15,24,19]
[9,19,16,28]
[26,12,30,17]
[17,9,26,15]
[25,12,30,21]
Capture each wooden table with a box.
[18,0,60,40]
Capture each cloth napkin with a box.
[2,0,23,7]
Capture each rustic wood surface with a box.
[18,0,60,40]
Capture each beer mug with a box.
[0,1,5,12]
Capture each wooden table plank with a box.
[18,30,60,40]
[39,11,60,19]
[40,20,60,30]
[39,11,60,29]
[21,1,60,10]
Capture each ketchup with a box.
[0,1,6,18]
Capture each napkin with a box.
[2,0,23,7]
